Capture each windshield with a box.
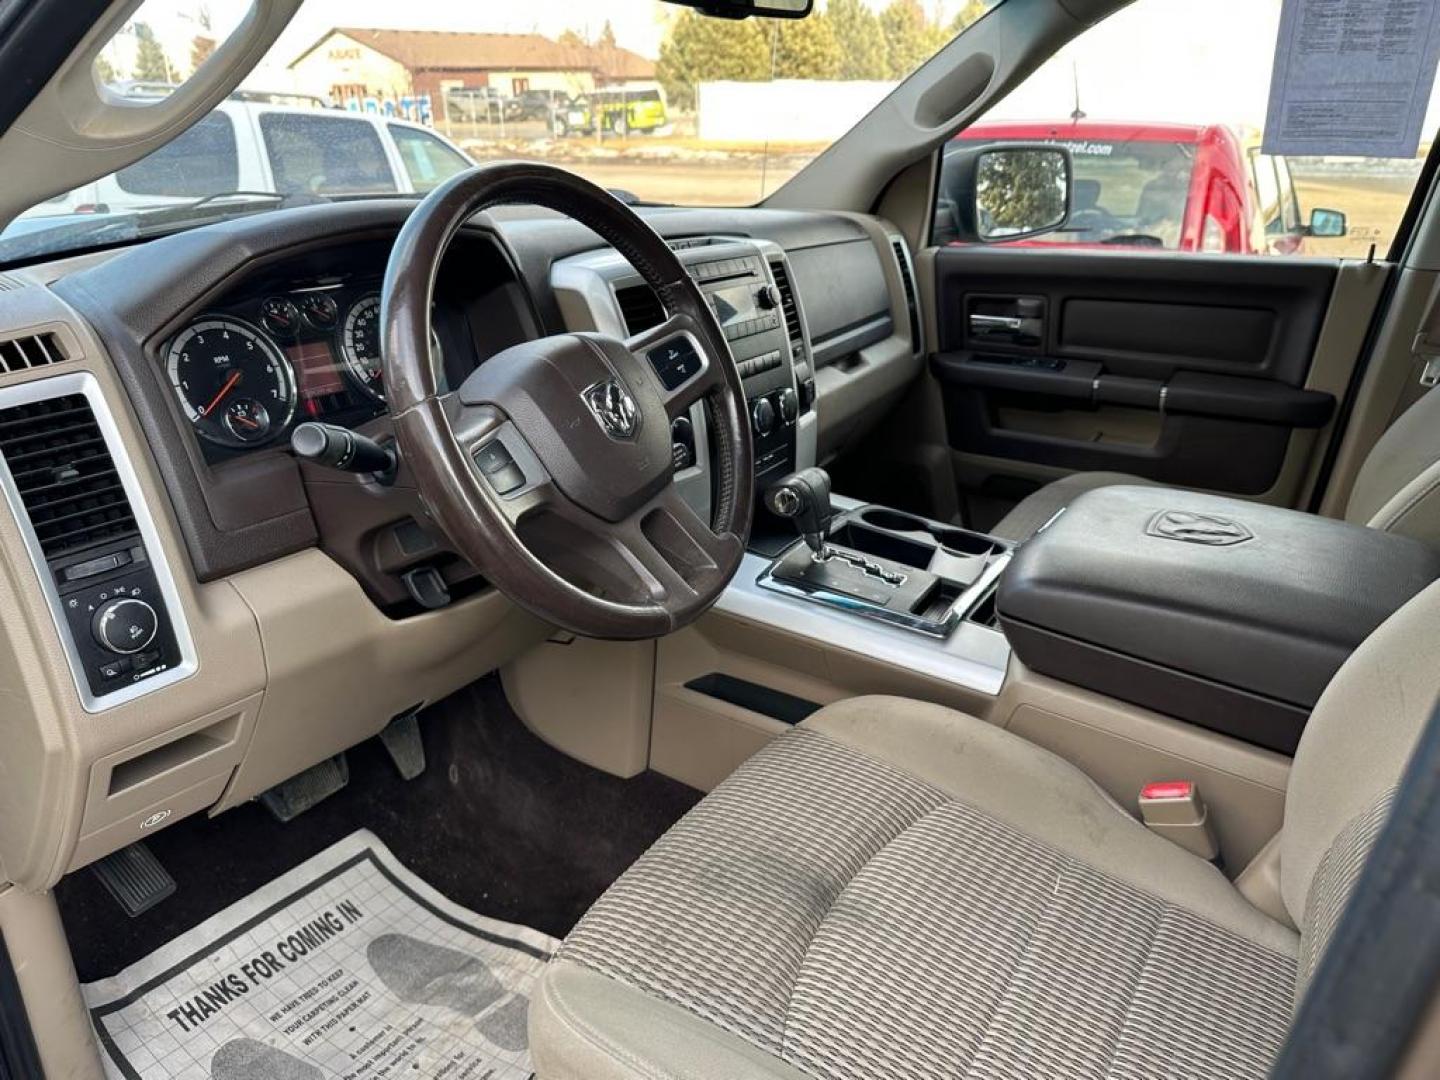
[4,0,1000,264]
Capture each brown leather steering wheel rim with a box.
[382,161,754,639]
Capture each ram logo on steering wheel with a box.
[582,378,641,441]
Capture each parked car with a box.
[444,87,508,123]
[552,86,668,137]
[506,89,572,122]
[942,120,1347,253]
[16,100,475,220]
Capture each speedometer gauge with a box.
[165,318,296,448]
[339,295,385,400]
[339,294,444,403]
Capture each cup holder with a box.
[858,508,929,532]
[856,506,1002,558]
[932,528,1000,557]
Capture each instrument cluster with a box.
[163,278,412,458]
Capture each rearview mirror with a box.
[663,0,813,16]
[936,142,1073,245]
[1307,207,1347,238]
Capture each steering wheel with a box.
[380,162,754,639]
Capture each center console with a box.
[759,466,1011,639]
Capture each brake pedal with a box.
[260,753,349,823]
[91,841,176,918]
[379,709,426,781]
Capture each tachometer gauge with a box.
[339,294,444,403]
[165,318,296,448]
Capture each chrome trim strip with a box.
[717,551,1010,698]
[0,372,197,712]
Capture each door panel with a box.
[930,247,1339,497]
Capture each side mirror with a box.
[939,143,1073,244]
[1307,207,1347,238]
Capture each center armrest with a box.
[996,485,1440,753]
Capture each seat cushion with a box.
[990,471,1155,542]
[532,697,1298,1080]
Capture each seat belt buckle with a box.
[1138,781,1220,865]
[1411,331,1440,387]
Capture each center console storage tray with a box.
[997,485,1440,753]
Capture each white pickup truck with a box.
[19,99,475,220]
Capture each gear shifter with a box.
[766,467,834,559]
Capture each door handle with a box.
[970,314,1024,332]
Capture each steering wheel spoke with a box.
[625,312,724,421]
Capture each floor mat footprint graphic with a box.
[211,1038,322,1080]
[367,933,531,1051]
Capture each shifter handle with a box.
[766,467,833,556]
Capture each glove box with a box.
[996,486,1440,753]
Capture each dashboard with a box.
[0,197,921,891]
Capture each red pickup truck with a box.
[944,120,1345,254]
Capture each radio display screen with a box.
[709,283,759,330]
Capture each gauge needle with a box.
[201,370,241,417]
[231,413,261,430]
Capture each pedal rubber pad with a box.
[91,841,176,918]
[378,712,426,781]
[259,753,349,823]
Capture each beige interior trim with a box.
[0,885,106,1079]
[649,607,1001,791]
[0,287,267,890]
[214,550,550,812]
[992,659,1291,874]
[1293,260,1392,510]
[1236,833,1290,927]
[502,636,657,779]
[1320,267,1440,518]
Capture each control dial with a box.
[756,284,780,310]
[93,598,158,655]
[779,387,799,425]
[752,397,776,436]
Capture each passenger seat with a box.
[990,387,1440,543]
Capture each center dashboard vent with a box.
[769,260,804,355]
[615,283,665,336]
[0,393,138,561]
[891,239,921,352]
[0,332,67,376]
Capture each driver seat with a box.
[529,582,1440,1079]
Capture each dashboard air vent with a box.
[769,260,804,354]
[0,393,138,560]
[0,273,25,292]
[615,283,665,336]
[892,239,921,351]
[0,332,67,375]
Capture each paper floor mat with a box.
[82,830,558,1080]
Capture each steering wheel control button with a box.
[487,464,527,496]
[93,598,159,655]
[647,338,703,391]
[473,440,515,475]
